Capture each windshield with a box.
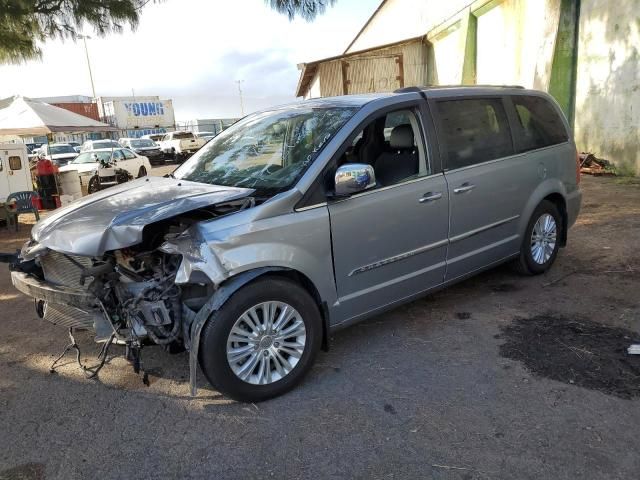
[48,145,76,155]
[130,139,156,148]
[174,106,357,193]
[72,151,111,164]
[92,141,119,149]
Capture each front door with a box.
[329,175,449,320]
[328,106,449,322]
[121,149,141,176]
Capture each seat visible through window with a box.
[374,125,419,186]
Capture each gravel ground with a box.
[0,173,639,480]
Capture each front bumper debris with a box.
[11,271,98,310]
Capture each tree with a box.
[267,0,336,21]
[0,0,148,64]
[0,0,334,64]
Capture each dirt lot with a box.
[0,173,639,479]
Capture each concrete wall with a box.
[429,21,466,84]
[574,0,640,174]
[347,0,471,53]
[305,73,321,99]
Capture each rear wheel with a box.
[199,277,322,402]
[514,200,563,275]
[137,166,147,178]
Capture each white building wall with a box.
[574,0,640,174]
[305,74,322,99]
[347,0,471,53]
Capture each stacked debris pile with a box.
[579,152,615,176]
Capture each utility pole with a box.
[236,80,245,117]
[78,35,96,99]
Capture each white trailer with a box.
[0,143,33,219]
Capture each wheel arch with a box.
[188,266,329,396]
[542,192,567,246]
[519,179,568,247]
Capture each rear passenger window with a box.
[512,96,568,152]
[437,98,513,169]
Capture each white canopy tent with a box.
[0,96,116,135]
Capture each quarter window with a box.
[9,156,22,170]
[512,95,568,152]
[437,98,513,169]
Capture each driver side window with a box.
[122,149,137,160]
[339,107,428,188]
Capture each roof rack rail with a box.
[394,84,525,93]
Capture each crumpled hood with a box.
[31,176,254,257]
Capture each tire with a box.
[514,200,563,275]
[199,277,323,402]
[137,166,147,178]
[87,176,100,194]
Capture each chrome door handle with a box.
[419,192,442,203]
[453,183,475,194]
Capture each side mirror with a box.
[334,163,376,196]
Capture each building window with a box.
[9,156,22,170]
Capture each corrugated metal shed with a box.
[296,37,427,98]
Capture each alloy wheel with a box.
[530,213,557,264]
[226,301,307,385]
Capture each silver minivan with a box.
[11,86,581,402]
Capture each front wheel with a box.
[514,200,563,275]
[199,277,323,402]
[87,175,100,194]
[137,166,147,178]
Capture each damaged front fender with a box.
[159,230,229,286]
[187,266,285,396]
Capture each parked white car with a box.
[196,131,216,142]
[159,131,205,161]
[58,148,152,178]
[80,139,121,152]
[38,143,78,166]
[140,133,165,143]
[118,137,165,165]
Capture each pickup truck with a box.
[158,131,205,161]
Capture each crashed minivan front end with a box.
[11,176,258,389]
[9,100,357,398]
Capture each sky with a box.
[0,0,380,121]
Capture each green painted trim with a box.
[549,0,580,126]
[462,12,477,84]
[471,0,506,18]
[429,19,461,42]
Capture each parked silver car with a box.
[10,86,581,402]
